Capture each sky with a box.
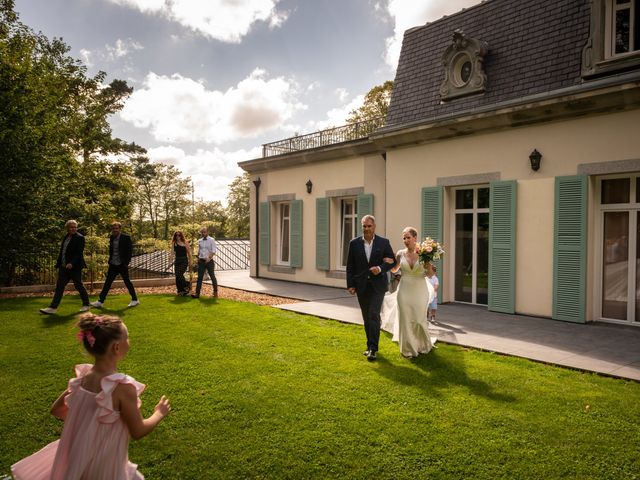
[13,0,479,205]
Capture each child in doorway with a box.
[427,263,439,323]
[12,313,171,480]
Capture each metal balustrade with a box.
[1,239,250,287]
[262,117,385,157]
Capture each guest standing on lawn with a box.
[191,226,218,298]
[11,312,171,480]
[170,230,192,296]
[91,222,139,309]
[40,220,91,315]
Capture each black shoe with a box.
[191,294,199,298]
[367,350,377,361]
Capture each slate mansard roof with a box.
[385,0,590,128]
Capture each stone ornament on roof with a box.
[440,29,489,101]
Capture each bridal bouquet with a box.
[418,236,445,264]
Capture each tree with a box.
[225,173,250,238]
[131,157,192,240]
[346,80,394,124]
[193,200,227,236]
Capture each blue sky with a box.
[13,0,478,203]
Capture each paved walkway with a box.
[217,270,640,381]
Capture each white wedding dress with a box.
[382,253,436,357]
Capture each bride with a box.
[382,227,436,358]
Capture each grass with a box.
[1,294,639,479]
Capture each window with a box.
[583,0,640,77]
[609,0,639,56]
[339,198,358,269]
[278,202,290,265]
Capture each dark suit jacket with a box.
[109,233,133,266]
[346,235,395,294]
[55,233,87,270]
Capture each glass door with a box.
[453,186,490,305]
[599,176,640,324]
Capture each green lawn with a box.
[1,295,639,479]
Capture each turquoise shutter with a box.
[488,180,517,314]
[290,199,303,268]
[316,198,330,270]
[553,175,587,323]
[259,202,270,265]
[357,193,374,235]
[421,187,443,303]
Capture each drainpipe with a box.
[252,177,262,278]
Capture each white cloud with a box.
[108,0,288,43]
[147,145,261,203]
[120,68,305,144]
[313,94,364,131]
[105,38,144,61]
[79,48,93,68]
[383,0,480,70]
[335,88,349,103]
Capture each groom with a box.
[346,214,395,361]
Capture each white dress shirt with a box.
[364,235,375,262]
[197,236,217,260]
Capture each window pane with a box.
[455,213,473,302]
[341,217,352,267]
[615,8,631,54]
[476,213,489,305]
[281,219,289,262]
[635,2,640,52]
[456,189,473,209]
[602,211,628,320]
[478,188,490,209]
[636,212,640,322]
[601,178,630,204]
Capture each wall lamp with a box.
[529,149,542,171]
[306,179,313,194]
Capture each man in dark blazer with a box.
[346,214,395,361]
[91,221,139,308]
[40,220,90,314]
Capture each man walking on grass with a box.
[191,226,218,298]
[40,220,90,315]
[91,221,139,309]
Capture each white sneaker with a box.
[39,307,57,315]
[90,301,104,308]
[79,305,91,312]
[128,300,140,307]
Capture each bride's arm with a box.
[389,250,402,273]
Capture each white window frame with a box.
[277,202,291,266]
[594,173,640,325]
[449,185,490,305]
[605,0,638,57]
[335,197,358,270]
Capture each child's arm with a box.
[115,384,171,440]
[50,389,71,420]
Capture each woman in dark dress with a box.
[170,231,193,296]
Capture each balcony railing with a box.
[262,117,385,158]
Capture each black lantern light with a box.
[306,179,313,194]
[529,149,542,171]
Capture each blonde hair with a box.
[402,226,418,238]
[77,313,125,356]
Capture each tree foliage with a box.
[0,1,146,284]
[225,173,251,238]
[346,80,394,124]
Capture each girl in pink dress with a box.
[12,313,171,480]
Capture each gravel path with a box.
[0,285,298,306]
